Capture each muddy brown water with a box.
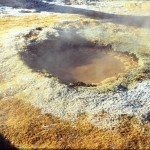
[22,43,125,84]
[69,54,124,84]
[56,49,125,84]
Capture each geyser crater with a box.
[20,29,138,86]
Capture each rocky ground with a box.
[0,0,150,149]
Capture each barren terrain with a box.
[0,0,150,149]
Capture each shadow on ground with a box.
[1,0,150,28]
[0,133,18,149]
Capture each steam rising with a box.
[20,30,126,85]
